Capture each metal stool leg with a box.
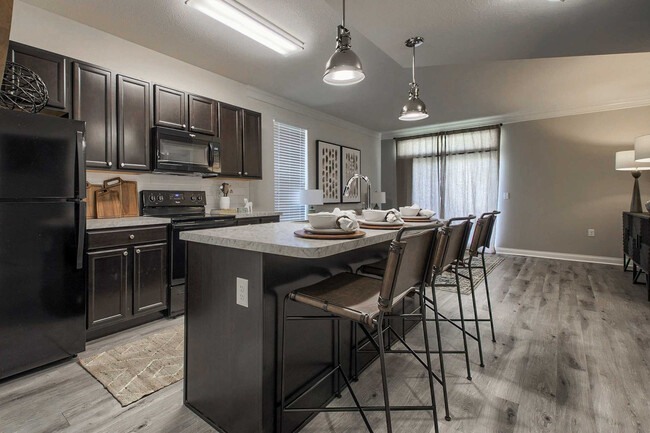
[467,257,485,367]
[481,250,497,342]
[376,312,393,433]
[420,288,440,433]
[352,323,359,381]
[430,277,451,421]
[335,319,342,398]
[454,263,472,381]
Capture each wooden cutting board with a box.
[103,177,138,217]
[95,188,122,219]
[86,182,103,219]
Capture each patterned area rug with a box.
[436,254,505,295]
[79,324,184,406]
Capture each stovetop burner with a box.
[140,189,235,224]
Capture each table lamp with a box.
[616,150,650,212]
[300,189,323,214]
[371,191,386,209]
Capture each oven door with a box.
[170,219,236,286]
[153,127,215,175]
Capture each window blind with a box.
[274,121,308,221]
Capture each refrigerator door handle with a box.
[76,131,86,199]
[76,201,86,270]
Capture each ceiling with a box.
[17,0,650,133]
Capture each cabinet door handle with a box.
[182,124,187,128]
[120,163,125,168]
[123,251,128,256]
[136,249,141,254]
[129,234,135,240]
[244,172,248,175]
[238,171,242,175]
[108,161,112,167]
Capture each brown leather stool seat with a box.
[291,272,415,329]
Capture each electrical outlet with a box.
[503,192,510,200]
[587,229,595,237]
[236,277,248,307]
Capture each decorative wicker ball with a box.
[0,61,49,113]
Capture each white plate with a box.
[303,225,353,234]
[404,215,432,220]
[360,220,404,226]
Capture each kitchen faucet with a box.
[343,173,371,210]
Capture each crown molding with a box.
[246,87,381,140]
[381,97,650,140]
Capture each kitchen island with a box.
[180,221,420,433]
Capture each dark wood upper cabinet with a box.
[242,109,262,178]
[86,248,129,329]
[8,42,69,112]
[219,102,243,176]
[73,62,114,169]
[188,94,216,136]
[154,85,186,130]
[117,75,151,171]
[133,242,167,316]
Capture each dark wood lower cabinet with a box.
[86,247,129,328]
[133,242,168,315]
[86,226,168,340]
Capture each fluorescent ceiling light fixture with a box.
[185,0,304,55]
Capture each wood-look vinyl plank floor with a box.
[0,257,648,433]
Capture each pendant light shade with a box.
[399,36,428,122]
[323,0,365,86]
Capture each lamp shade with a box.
[616,150,650,171]
[371,191,386,204]
[300,189,324,205]
[634,135,650,162]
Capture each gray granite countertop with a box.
[209,211,282,219]
[86,216,171,230]
[180,221,403,259]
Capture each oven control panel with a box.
[141,190,206,207]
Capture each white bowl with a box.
[362,209,389,222]
[307,213,338,229]
[399,206,421,217]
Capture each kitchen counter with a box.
[86,216,171,230]
[210,211,282,219]
[180,221,399,258]
[182,220,423,432]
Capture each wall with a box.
[380,138,397,209]
[381,105,650,262]
[10,1,381,213]
[497,105,650,261]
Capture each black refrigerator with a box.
[0,109,87,380]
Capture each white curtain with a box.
[398,127,500,220]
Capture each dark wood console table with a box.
[623,212,650,301]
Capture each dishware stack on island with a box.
[399,204,436,222]
[296,209,365,239]
[359,208,405,229]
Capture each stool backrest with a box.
[468,210,500,256]
[431,215,475,275]
[378,222,442,312]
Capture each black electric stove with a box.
[141,190,236,316]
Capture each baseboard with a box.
[495,247,622,266]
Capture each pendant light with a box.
[323,0,365,86]
[399,36,429,121]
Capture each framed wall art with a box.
[341,146,361,203]
[316,140,341,203]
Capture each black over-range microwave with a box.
[152,127,221,176]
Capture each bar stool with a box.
[356,215,477,422]
[278,222,443,433]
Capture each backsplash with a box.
[86,172,250,213]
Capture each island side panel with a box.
[261,242,420,432]
[185,242,264,433]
